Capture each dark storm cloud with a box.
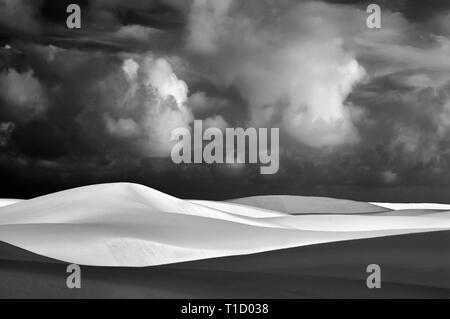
[0,0,43,36]
[0,120,14,146]
[324,0,450,22]
[0,42,194,160]
[0,0,187,53]
[0,0,450,201]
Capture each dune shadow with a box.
[0,231,449,298]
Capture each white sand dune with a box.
[0,199,23,208]
[189,200,287,218]
[371,202,450,210]
[230,195,388,214]
[267,213,450,231]
[0,183,449,267]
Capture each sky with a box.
[0,0,450,202]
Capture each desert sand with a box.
[0,182,448,298]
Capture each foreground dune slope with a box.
[0,183,449,267]
[0,231,449,298]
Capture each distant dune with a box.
[230,195,388,214]
[371,202,450,211]
[0,183,449,298]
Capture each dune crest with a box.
[0,183,449,267]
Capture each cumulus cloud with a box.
[187,91,229,114]
[115,25,160,41]
[0,42,195,159]
[0,69,48,122]
[142,57,189,105]
[392,84,450,161]
[203,114,228,130]
[186,0,450,157]
[2,0,450,198]
[104,115,141,138]
[95,54,193,156]
[350,14,450,164]
[187,0,233,54]
[187,0,366,148]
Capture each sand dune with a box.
[1,231,449,298]
[371,202,450,210]
[0,183,449,268]
[230,195,388,214]
[0,199,22,208]
[189,200,286,218]
[267,212,450,231]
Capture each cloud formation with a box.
[92,54,194,156]
[0,121,14,147]
[0,69,48,122]
[187,0,367,147]
[1,0,450,199]
[0,0,42,34]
